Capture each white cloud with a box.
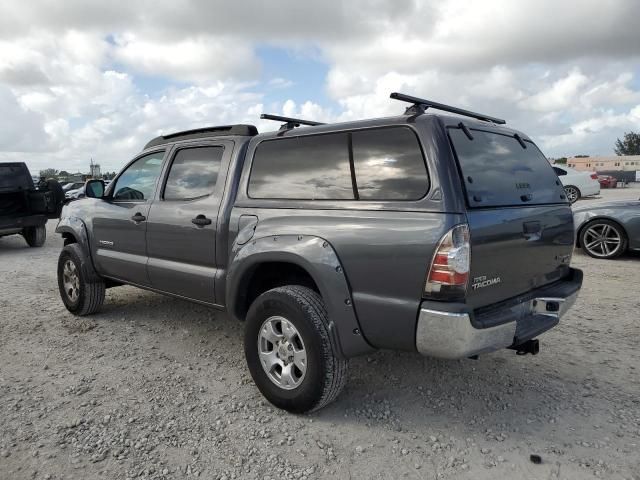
[112,33,259,84]
[520,70,590,112]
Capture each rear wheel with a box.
[564,185,580,204]
[244,286,348,413]
[23,225,46,247]
[580,219,627,259]
[57,244,105,315]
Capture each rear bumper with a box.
[581,182,600,197]
[416,268,582,359]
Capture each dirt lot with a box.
[1,188,639,480]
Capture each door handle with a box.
[131,212,146,223]
[192,214,212,227]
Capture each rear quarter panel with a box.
[228,208,466,351]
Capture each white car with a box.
[64,185,85,201]
[552,165,600,204]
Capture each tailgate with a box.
[447,125,573,310]
[465,205,574,309]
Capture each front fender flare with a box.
[227,234,374,358]
[56,216,90,251]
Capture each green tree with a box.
[39,168,59,178]
[614,131,640,155]
[553,157,567,164]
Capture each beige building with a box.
[566,155,640,172]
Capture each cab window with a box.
[112,151,165,201]
[164,146,224,201]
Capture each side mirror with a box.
[85,179,105,199]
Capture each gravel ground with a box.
[1,188,639,480]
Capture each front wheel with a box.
[580,220,627,259]
[244,286,348,413]
[57,244,105,315]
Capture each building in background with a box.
[566,155,640,182]
[89,159,101,178]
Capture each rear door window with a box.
[352,127,428,200]
[449,128,565,207]
[249,133,353,200]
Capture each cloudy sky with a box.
[1,0,639,174]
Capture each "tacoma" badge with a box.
[472,275,502,290]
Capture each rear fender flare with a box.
[227,234,375,358]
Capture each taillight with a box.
[424,224,470,301]
[590,173,598,180]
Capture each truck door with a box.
[91,150,166,286]
[146,142,232,304]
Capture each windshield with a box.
[448,128,566,208]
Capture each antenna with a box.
[260,114,325,131]
[390,92,506,124]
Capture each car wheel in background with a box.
[564,185,581,204]
[580,219,627,259]
[57,243,106,315]
[244,285,348,413]
[23,225,46,247]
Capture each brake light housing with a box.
[424,224,470,301]
[590,173,598,180]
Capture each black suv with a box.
[55,93,582,412]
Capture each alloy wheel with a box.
[258,316,307,390]
[583,223,622,258]
[564,186,579,203]
[62,260,80,302]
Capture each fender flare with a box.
[55,216,99,278]
[227,234,375,358]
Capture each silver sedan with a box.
[573,199,640,259]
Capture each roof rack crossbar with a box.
[390,92,506,125]
[260,113,325,131]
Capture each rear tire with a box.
[244,286,348,413]
[564,185,581,204]
[23,225,46,247]
[57,244,105,315]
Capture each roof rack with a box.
[390,92,506,125]
[144,124,258,149]
[260,114,325,131]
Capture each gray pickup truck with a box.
[56,93,582,412]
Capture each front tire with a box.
[23,225,46,247]
[580,219,627,259]
[57,244,105,315]
[564,185,581,204]
[244,286,348,413]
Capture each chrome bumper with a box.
[416,289,580,359]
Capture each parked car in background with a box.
[65,185,86,201]
[62,182,85,192]
[573,199,640,259]
[55,93,583,412]
[597,175,617,189]
[552,166,600,203]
